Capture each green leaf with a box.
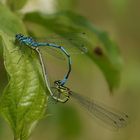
[0,4,47,140]
[0,2,26,99]
[0,31,47,140]
[23,11,122,91]
[0,3,26,35]
[6,0,28,11]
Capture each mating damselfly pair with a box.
[15,33,128,129]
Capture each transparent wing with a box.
[39,46,70,81]
[70,91,128,129]
[40,47,66,61]
[38,47,66,82]
[35,32,88,54]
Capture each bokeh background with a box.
[0,0,140,140]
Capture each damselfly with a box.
[15,33,72,86]
[15,33,72,102]
[15,34,129,129]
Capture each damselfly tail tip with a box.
[114,114,129,129]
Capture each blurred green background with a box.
[0,0,140,140]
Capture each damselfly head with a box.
[15,33,24,40]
